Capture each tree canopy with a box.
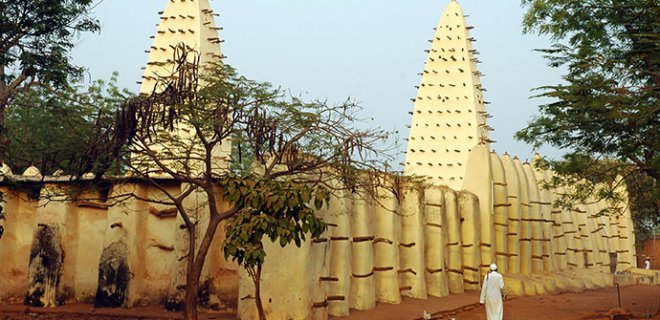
[4,73,130,176]
[0,0,100,155]
[517,0,659,241]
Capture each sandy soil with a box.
[1,285,658,319]
[444,284,660,320]
[335,285,660,320]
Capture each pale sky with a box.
[72,0,565,169]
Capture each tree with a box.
[113,46,391,320]
[0,0,100,155]
[517,0,659,241]
[4,73,130,176]
[222,177,330,320]
[0,74,127,247]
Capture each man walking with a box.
[480,263,505,320]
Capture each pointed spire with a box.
[140,0,224,93]
[136,0,231,172]
[403,1,489,189]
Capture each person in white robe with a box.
[480,263,505,320]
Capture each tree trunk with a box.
[183,214,222,320]
[184,223,199,320]
[255,264,267,320]
[184,272,199,320]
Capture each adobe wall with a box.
[237,149,636,319]
[0,151,638,319]
[0,172,239,311]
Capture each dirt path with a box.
[447,285,660,320]
[335,285,660,320]
[1,285,658,319]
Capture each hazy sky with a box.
[72,0,565,169]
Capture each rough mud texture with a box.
[163,295,185,313]
[94,241,130,308]
[213,268,239,310]
[163,279,226,312]
[24,224,63,307]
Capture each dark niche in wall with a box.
[94,241,130,307]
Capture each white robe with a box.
[479,271,504,320]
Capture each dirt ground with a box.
[441,284,660,320]
[0,285,658,319]
[338,284,660,320]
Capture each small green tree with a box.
[113,46,390,320]
[222,177,329,320]
[517,0,659,241]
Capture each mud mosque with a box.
[0,1,640,319]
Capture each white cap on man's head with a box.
[490,263,497,271]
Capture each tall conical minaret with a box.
[403,0,490,190]
[137,0,230,168]
[139,0,224,94]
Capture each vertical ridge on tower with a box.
[403,1,489,189]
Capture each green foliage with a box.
[4,73,131,176]
[0,0,100,107]
[518,0,659,177]
[519,0,659,242]
[222,174,329,267]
